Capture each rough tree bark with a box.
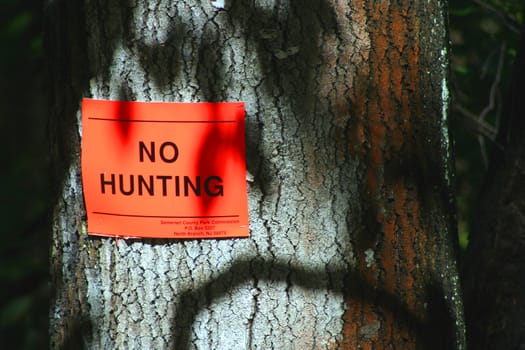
[47,1,465,349]
[463,23,525,350]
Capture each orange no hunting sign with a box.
[81,98,249,239]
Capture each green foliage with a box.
[449,0,523,252]
[0,0,49,349]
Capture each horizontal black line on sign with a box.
[92,211,240,219]
[89,117,236,123]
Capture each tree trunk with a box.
[47,1,465,349]
[463,23,525,350]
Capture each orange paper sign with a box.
[81,98,249,239]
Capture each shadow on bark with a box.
[170,259,456,349]
[60,315,93,350]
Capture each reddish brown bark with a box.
[338,2,463,349]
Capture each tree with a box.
[47,0,465,348]
[463,21,525,350]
